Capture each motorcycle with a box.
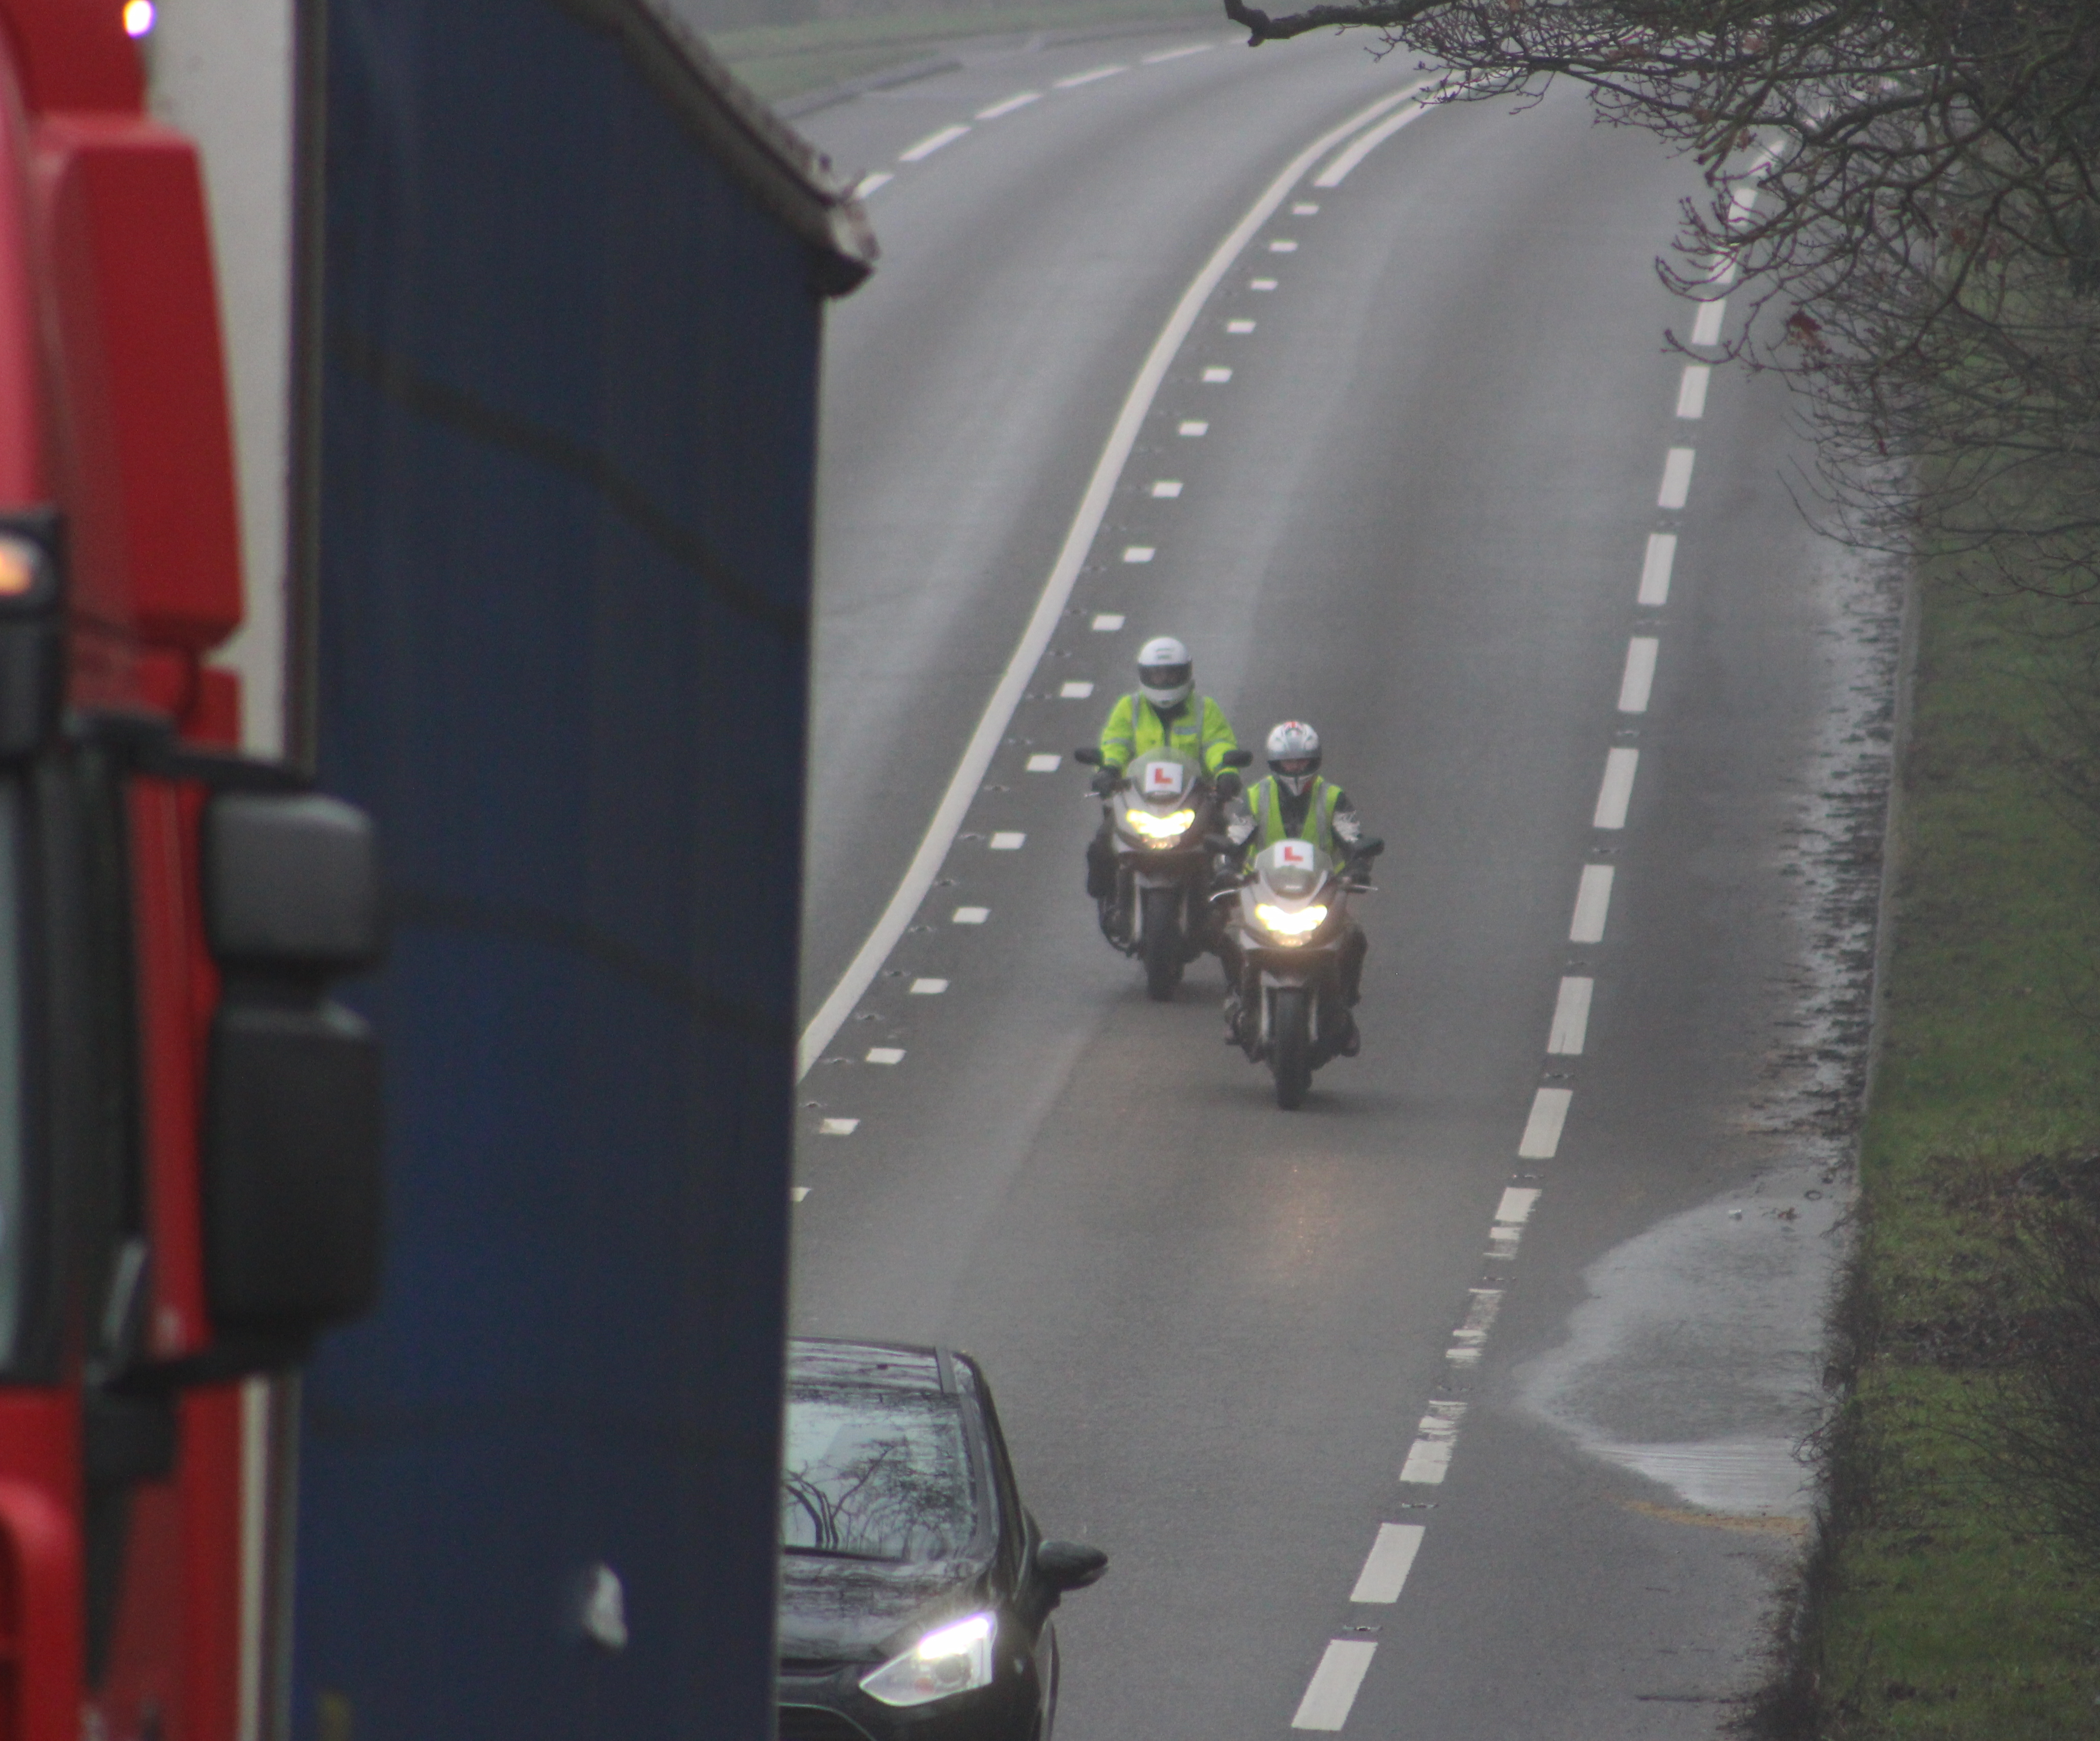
[1222,834,1383,1108]
[1074,744,1253,1000]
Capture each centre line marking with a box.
[1349,1523,1426,1604]
[1150,480,1182,497]
[1638,532,1677,606]
[866,1047,904,1064]
[975,91,1040,120]
[1291,1641,1377,1731]
[1226,319,1255,333]
[1141,41,1212,62]
[1201,366,1232,382]
[1676,363,1711,418]
[952,906,988,924]
[988,832,1025,850]
[1060,679,1095,697]
[1496,1187,1542,1224]
[1400,1400,1466,1483]
[1518,1087,1572,1158]
[819,1117,858,1136]
[1027,752,1062,771]
[853,171,893,197]
[1313,90,1436,186]
[796,82,1434,1076]
[1658,446,1696,508]
[899,124,969,162]
[1054,63,1127,87]
[1251,277,1278,290]
[1446,1288,1503,1365]
[1268,238,1299,252]
[1570,863,1615,943]
[1091,613,1124,631]
[1617,637,1659,712]
[909,978,948,994]
[1547,976,1593,1054]
[1291,199,1319,214]
[1122,546,1154,563]
[1690,297,1727,346]
[1594,746,1639,829]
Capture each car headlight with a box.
[1254,901,1327,942]
[1126,808,1196,842]
[862,1612,997,1707]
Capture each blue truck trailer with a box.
[291,0,871,1733]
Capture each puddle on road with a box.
[1515,1173,1846,1518]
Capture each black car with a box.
[777,1338,1108,1740]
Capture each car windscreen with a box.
[780,1384,978,1563]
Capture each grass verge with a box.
[711,0,1220,102]
[1760,563,2100,1736]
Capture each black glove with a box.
[1213,768,1242,801]
[1089,766,1121,796]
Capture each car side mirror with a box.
[1220,748,1254,769]
[200,792,385,1369]
[1072,747,1102,766]
[1034,1540,1108,1593]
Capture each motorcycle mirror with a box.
[1220,748,1255,769]
[1073,747,1102,766]
[1354,837,1386,859]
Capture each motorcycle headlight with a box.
[862,1612,997,1707]
[1126,807,1196,842]
[1254,901,1327,942]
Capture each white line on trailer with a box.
[794,82,1434,1077]
[1570,863,1614,943]
[1617,637,1659,712]
[1638,532,1677,606]
[1594,747,1639,829]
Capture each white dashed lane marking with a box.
[1570,863,1614,943]
[865,1047,904,1065]
[854,172,893,197]
[1060,680,1095,698]
[819,1117,858,1136]
[1054,64,1127,87]
[791,1186,810,1202]
[975,92,1040,120]
[1268,238,1299,252]
[1400,1401,1466,1483]
[908,978,947,995]
[1140,41,1212,62]
[1617,637,1659,713]
[1290,1641,1378,1731]
[1291,200,1319,214]
[899,124,969,162]
[1676,363,1711,418]
[1690,297,1727,346]
[952,906,988,924]
[1446,1289,1503,1366]
[1639,531,1677,606]
[1594,746,1639,828]
[1518,1087,1572,1159]
[1226,319,1255,333]
[1201,366,1232,382]
[1348,1523,1425,1604]
[1150,480,1182,497]
[1122,546,1154,563]
[988,832,1026,850]
[1177,420,1208,436]
[1658,445,1696,508]
[1027,753,1062,771]
[1547,976,1593,1054]
[1251,277,1278,290]
[1091,614,1124,631]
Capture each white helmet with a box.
[1265,720,1322,796]
[1137,636,1193,709]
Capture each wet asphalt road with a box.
[788,30,1879,1740]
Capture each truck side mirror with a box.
[201,792,384,1366]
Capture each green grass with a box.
[710,0,1222,101]
[1789,567,2100,1736]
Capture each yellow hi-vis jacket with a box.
[1098,692,1237,778]
[1244,775,1345,862]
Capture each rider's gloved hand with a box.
[1214,768,1242,801]
[1089,766,1122,796]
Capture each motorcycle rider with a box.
[1085,636,1241,900]
[1223,720,1371,1051]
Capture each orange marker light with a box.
[0,541,39,599]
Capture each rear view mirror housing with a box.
[200,792,385,1367]
[1072,747,1102,766]
[1034,1540,1108,1594]
[1220,748,1254,769]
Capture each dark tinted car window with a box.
[781,1385,977,1563]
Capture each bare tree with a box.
[1222,0,2100,595]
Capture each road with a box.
[788,26,1889,1740]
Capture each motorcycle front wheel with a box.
[1269,985,1312,1108]
[1141,887,1183,1000]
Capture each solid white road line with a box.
[1617,636,1659,712]
[1400,1400,1466,1483]
[1518,1087,1572,1159]
[1312,85,1435,186]
[909,978,948,994]
[1690,297,1727,346]
[1027,753,1062,771]
[1594,746,1638,828]
[1141,42,1212,62]
[1060,680,1095,697]
[794,82,1429,1077]
[953,906,988,924]
[819,1117,859,1135]
[1055,64,1128,87]
[976,92,1041,120]
[1638,532,1677,606]
[1349,1524,1426,1604]
[866,1047,904,1064]
[1495,1185,1541,1224]
[1547,976,1593,1054]
[1446,1288,1503,1365]
[854,171,893,196]
[899,124,969,162]
[1658,446,1696,508]
[1676,363,1711,418]
[1291,1641,1378,1731]
[1150,480,1183,496]
[988,832,1026,849]
[1091,613,1124,631]
[1569,863,1614,943]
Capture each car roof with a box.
[785,1335,971,1396]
